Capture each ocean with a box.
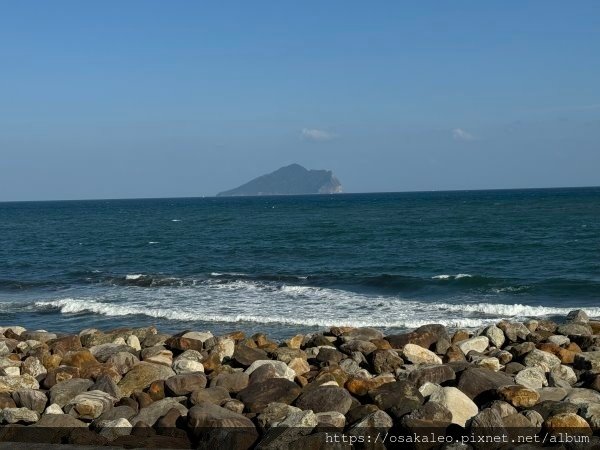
[1,187,599,339]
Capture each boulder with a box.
[457,336,489,355]
[172,359,204,374]
[523,349,561,372]
[483,325,506,348]
[557,323,592,337]
[315,411,346,429]
[402,343,442,365]
[98,417,133,441]
[165,372,207,396]
[211,371,249,393]
[233,345,268,367]
[544,413,592,436]
[574,351,600,371]
[106,351,139,375]
[407,364,455,387]
[130,396,187,426]
[386,324,448,350]
[498,321,530,342]
[236,378,302,413]
[429,386,478,427]
[515,367,547,389]
[64,390,116,420]
[368,381,423,417]
[12,388,47,413]
[295,386,353,414]
[258,409,318,449]
[0,407,39,424]
[49,378,94,407]
[371,349,404,374]
[245,360,296,382]
[457,368,513,402]
[190,386,231,405]
[0,374,39,393]
[497,385,540,408]
[117,362,175,397]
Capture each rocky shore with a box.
[0,310,600,449]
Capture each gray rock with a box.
[106,351,139,375]
[257,402,301,431]
[549,364,578,386]
[257,409,317,450]
[91,374,121,399]
[515,367,547,389]
[566,309,589,324]
[245,360,295,381]
[130,396,187,426]
[483,325,506,348]
[315,411,346,429]
[49,378,94,407]
[97,417,133,440]
[0,374,39,393]
[430,387,479,427]
[574,351,600,371]
[498,321,530,342]
[537,387,568,402]
[371,349,404,374]
[557,323,592,337]
[457,336,489,355]
[64,390,116,420]
[12,389,47,413]
[564,388,600,406]
[295,386,353,415]
[165,372,207,395]
[190,386,231,405]
[0,407,40,424]
[523,349,561,372]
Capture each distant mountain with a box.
[217,164,342,197]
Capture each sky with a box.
[1,1,599,200]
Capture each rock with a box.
[497,385,540,407]
[371,349,403,374]
[544,413,592,436]
[0,407,39,424]
[141,346,173,366]
[340,327,384,342]
[211,371,249,393]
[165,336,203,352]
[457,368,513,402]
[64,390,116,419]
[368,381,423,417]
[574,351,600,371]
[237,378,302,413]
[233,345,268,367]
[470,408,508,442]
[98,417,133,440]
[548,335,570,346]
[579,403,600,428]
[12,389,47,413]
[407,364,455,387]
[188,401,258,450]
[106,351,139,375]
[245,360,296,382]
[91,374,121,399]
[96,404,136,422]
[315,347,344,364]
[45,403,64,414]
[21,331,57,342]
[498,321,530,342]
[190,386,231,405]
[549,364,577,386]
[130,396,187,426]
[61,349,99,369]
[473,356,501,371]
[117,362,175,397]
[295,386,353,414]
[348,409,393,431]
[49,378,94,407]
[0,374,39,393]
[339,340,378,356]
[172,358,204,374]
[386,324,448,350]
[515,367,548,389]
[315,411,346,429]
[182,331,213,342]
[257,402,301,430]
[457,336,489,355]
[564,388,600,406]
[344,374,395,396]
[288,358,310,376]
[165,372,207,396]
[483,325,506,348]
[21,356,47,381]
[523,349,561,372]
[258,409,318,449]
[430,386,478,427]
[566,309,590,323]
[284,335,304,349]
[402,343,442,365]
[523,409,544,428]
[489,400,518,418]
[537,387,568,402]
[557,323,592,337]
[89,343,137,363]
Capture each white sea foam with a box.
[148,242,159,244]
[432,273,473,280]
[30,274,600,332]
[125,274,143,280]
[171,219,181,222]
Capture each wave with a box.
[432,273,473,280]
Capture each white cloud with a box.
[452,128,475,141]
[301,128,337,142]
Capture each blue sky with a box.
[1,1,599,200]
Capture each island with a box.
[217,163,343,197]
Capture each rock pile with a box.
[0,310,599,448]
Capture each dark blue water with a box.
[1,188,599,338]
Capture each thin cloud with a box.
[452,128,476,141]
[301,128,338,142]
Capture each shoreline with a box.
[0,310,599,447]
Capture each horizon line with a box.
[1,184,599,204]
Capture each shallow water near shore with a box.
[1,187,599,339]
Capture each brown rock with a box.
[164,336,203,352]
[544,413,593,436]
[165,372,207,396]
[444,344,466,363]
[43,366,80,388]
[452,330,471,343]
[80,362,121,383]
[48,335,82,356]
[147,380,165,401]
[133,390,153,409]
[43,353,62,370]
[117,362,176,397]
[60,349,98,369]
[407,364,456,387]
[457,368,514,402]
[233,345,268,367]
[386,324,449,350]
[190,386,231,405]
[236,378,301,413]
[210,371,249,393]
[497,385,540,408]
[345,375,395,396]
